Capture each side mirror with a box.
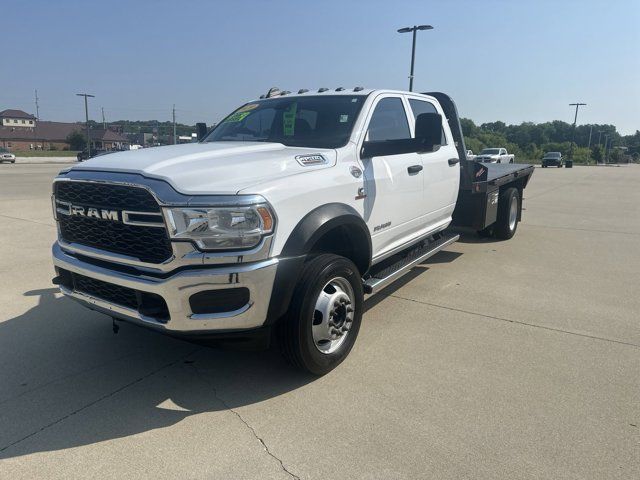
[414,112,442,152]
[196,122,208,141]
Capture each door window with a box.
[366,97,411,141]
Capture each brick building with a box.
[0,109,130,151]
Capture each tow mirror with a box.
[196,122,208,141]
[415,112,442,153]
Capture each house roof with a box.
[0,122,130,143]
[88,128,130,142]
[0,109,36,120]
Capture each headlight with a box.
[164,204,274,250]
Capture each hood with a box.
[72,142,337,194]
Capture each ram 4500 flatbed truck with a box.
[51,89,534,375]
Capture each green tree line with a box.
[461,118,639,164]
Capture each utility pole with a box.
[172,104,177,145]
[597,130,603,146]
[76,93,95,154]
[603,134,609,163]
[101,107,106,130]
[568,102,586,161]
[34,90,40,120]
[397,25,433,92]
[587,125,593,148]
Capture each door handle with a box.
[407,165,423,174]
[448,158,460,166]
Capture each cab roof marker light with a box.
[298,89,309,94]
[259,95,265,99]
[336,87,345,91]
[354,86,364,92]
[280,90,291,96]
[318,87,329,92]
[266,87,281,98]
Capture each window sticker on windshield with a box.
[237,103,259,113]
[224,111,251,123]
[283,103,298,136]
[339,114,349,123]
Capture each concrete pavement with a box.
[0,164,638,479]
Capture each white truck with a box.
[51,89,534,375]
[475,147,514,164]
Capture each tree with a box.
[66,131,86,151]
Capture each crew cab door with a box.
[359,95,426,258]
[406,96,460,228]
[499,148,507,163]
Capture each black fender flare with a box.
[265,203,371,324]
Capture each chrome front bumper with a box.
[52,242,278,334]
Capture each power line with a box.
[172,104,177,145]
[76,93,95,154]
[568,102,586,160]
[34,90,40,120]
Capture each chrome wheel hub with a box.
[509,195,518,231]
[312,277,355,354]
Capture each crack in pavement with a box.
[0,349,157,406]
[388,294,640,349]
[189,364,300,480]
[523,223,640,237]
[0,347,202,454]
[0,213,55,228]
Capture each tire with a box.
[278,254,364,376]
[477,226,494,238]
[509,159,514,164]
[493,187,520,240]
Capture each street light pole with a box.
[397,25,433,92]
[76,93,95,154]
[568,102,586,161]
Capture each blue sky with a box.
[2,0,638,133]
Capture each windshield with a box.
[544,152,561,158]
[204,95,366,149]
[480,149,500,155]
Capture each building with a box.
[0,109,36,127]
[0,109,130,151]
[88,129,130,150]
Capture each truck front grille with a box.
[54,181,173,264]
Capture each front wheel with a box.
[494,187,520,240]
[278,254,364,375]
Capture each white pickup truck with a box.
[51,89,534,375]
[475,147,514,164]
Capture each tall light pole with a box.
[397,25,433,92]
[76,93,95,154]
[568,102,586,161]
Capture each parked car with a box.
[51,89,534,375]
[77,148,111,161]
[475,148,514,164]
[466,149,476,160]
[541,151,563,168]
[0,148,16,163]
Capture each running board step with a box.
[363,233,459,295]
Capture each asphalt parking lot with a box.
[0,163,638,479]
